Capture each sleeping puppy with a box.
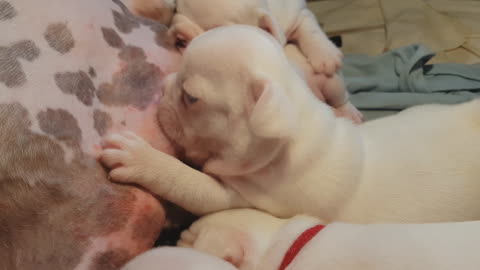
[177,209,480,270]
[127,0,363,123]
[100,25,480,224]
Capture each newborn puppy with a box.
[129,0,362,123]
[178,209,480,270]
[168,0,340,74]
[101,25,480,224]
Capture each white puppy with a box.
[177,209,480,270]
[101,25,480,224]
[128,0,363,123]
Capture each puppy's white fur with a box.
[101,25,480,224]
[130,0,362,122]
[178,209,480,270]
[171,0,342,74]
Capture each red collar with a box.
[278,224,325,270]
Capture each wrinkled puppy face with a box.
[158,26,296,175]
[171,0,284,52]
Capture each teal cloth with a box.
[343,44,480,110]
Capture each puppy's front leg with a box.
[100,131,248,215]
[290,9,343,76]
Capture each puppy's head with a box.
[159,25,297,175]
[170,0,285,52]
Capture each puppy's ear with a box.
[249,79,295,138]
[128,0,176,25]
[168,14,204,51]
[256,9,286,45]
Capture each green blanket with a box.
[343,44,480,110]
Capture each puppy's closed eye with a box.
[182,90,199,106]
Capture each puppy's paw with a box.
[177,225,245,268]
[309,41,343,75]
[99,131,160,184]
[334,102,364,124]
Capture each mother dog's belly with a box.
[1,0,182,269]
[338,100,480,223]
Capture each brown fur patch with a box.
[54,71,96,106]
[10,40,41,61]
[93,109,113,136]
[0,40,40,88]
[0,1,17,21]
[0,1,16,20]
[37,108,83,148]
[118,45,146,62]
[96,45,163,110]
[89,66,97,78]
[44,23,75,54]
[113,9,140,34]
[91,249,131,270]
[93,189,135,235]
[101,27,125,49]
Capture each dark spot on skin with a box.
[121,120,126,126]
[54,71,96,106]
[113,9,140,34]
[44,23,75,54]
[97,46,163,110]
[92,249,131,270]
[155,30,170,48]
[119,45,146,62]
[94,190,135,235]
[101,27,125,49]
[0,40,40,88]
[132,205,165,244]
[10,40,40,61]
[37,108,82,148]
[88,66,97,78]
[93,109,113,136]
[0,1,16,20]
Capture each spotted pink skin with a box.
[0,0,183,269]
[73,189,165,270]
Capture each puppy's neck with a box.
[285,79,365,219]
[230,77,364,220]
